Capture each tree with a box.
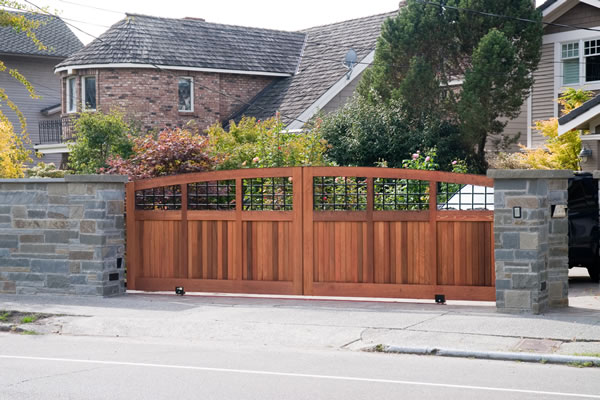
[0,4,47,177]
[358,0,543,168]
[68,110,134,174]
[207,116,328,170]
[0,119,31,177]
[318,95,477,171]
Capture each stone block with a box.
[47,206,70,219]
[0,215,11,223]
[548,179,568,190]
[501,233,520,249]
[514,250,540,261]
[69,261,81,274]
[48,195,68,204]
[27,210,47,219]
[83,201,106,210]
[70,206,84,219]
[84,210,106,219]
[506,197,540,209]
[69,275,88,285]
[19,234,44,243]
[505,290,532,309]
[519,233,539,250]
[81,261,105,272]
[80,220,96,233]
[44,230,79,243]
[67,183,88,195]
[30,259,69,274]
[495,250,514,261]
[107,201,124,215]
[0,258,30,267]
[69,250,95,260]
[511,273,539,289]
[98,190,124,201]
[46,274,70,289]
[19,244,56,254]
[0,234,18,248]
[495,180,527,191]
[495,279,511,289]
[527,180,548,196]
[0,206,11,214]
[80,234,106,245]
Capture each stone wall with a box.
[0,175,127,296]
[489,170,572,314]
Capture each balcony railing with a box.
[38,116,76,145]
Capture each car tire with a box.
[587,266,600,283]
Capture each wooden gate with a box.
[126,167,495,300]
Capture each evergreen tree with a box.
[358,0,543,168]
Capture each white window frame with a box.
[66,77,76,114]
[81,75,97,112]
[178,77,194,112]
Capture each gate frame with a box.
[126,167,495,300]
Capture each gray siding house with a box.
[0,11,82,165]
[505,0,600,149]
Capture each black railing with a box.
[38,117,76,145]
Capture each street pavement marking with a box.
[1,354,599,399]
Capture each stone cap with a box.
[593,171,600,179]
[0,174,128,183]
[487,169,574,179]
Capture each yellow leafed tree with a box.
[521,88,593,170]
[0,119,31,177]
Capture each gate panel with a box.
[127,167,495,301]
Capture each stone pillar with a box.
[0,175,127,296]
[488,170,572,314]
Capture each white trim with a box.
[286,50,375,130]
[544,26,600,45]
[41,105,62,116]
[178,76,194,112]
[558,105,600,134]
[66,76,76,114]
[554,42,560,118]
[55,63,292,77]
[581,133,600,140]
[33,143,70,154]
[542,0,580,23]
[81,75,97,112]
[527,94,532,148]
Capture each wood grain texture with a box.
[129,167,495,299]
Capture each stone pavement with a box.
[1,270,598,361]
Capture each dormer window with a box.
[82,76,97,111]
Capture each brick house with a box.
[41,11,395,157]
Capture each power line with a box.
[418,0,600,33]
[57,0,125,15]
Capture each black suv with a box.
[568,173,599,282]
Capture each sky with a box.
[22,0,548,45]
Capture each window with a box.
[178,77,193,112]
[584,40,600,82]
[82,76,97,111]
[66,77,76,113]
[561,42,579,85]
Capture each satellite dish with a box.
[344,49,357,69]
[343,49,358,80]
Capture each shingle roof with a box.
[558,94,600,125]
[56,14,306,75]
[230,11,397,126]
[0,11,82,57]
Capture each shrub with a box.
[68,110,134,174]
[26,162,65,178]
[207,116,328,170]
[318,96,480,172]
[0,119,31,178]
[103,128,215,180]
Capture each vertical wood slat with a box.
[235,177,243,281]
[302,167,314,295]
[429,181,438,287]
[125,182,137,289]
[366,177,374,283]
[181,184,189,279]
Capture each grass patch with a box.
[0,311,11,322]
[373,344,385,352]
[19,330,38,335]
[20,314,40,324]
[568,361,595,368]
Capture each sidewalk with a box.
[1,274,599,363]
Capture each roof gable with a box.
[56,14,306,75]
[231,11,397,126]
[0,11,83,58]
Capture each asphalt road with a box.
[1,334,599,400]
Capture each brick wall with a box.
[59,68,274,132]
[0,175,127,296]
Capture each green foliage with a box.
[318,96,479,172]
[104,128,215,180]
[26,162,65,178]
[68,110,134,174]
[207,116,328,170]
[358,0,542,167]
[0,119,31,178]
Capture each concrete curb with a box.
[375,345,600,367]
